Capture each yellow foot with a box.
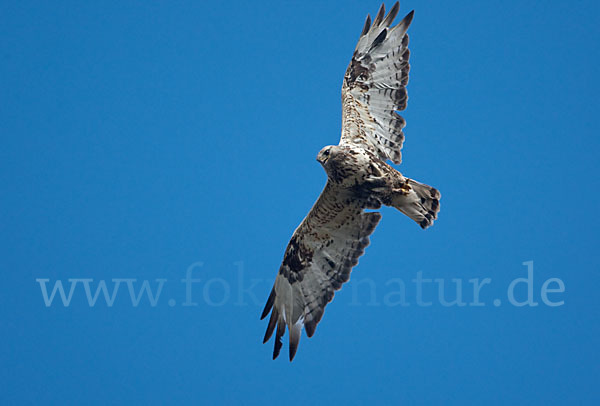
[399,180,412,195]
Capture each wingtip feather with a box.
[372,3,386,27]
[288,323,301,362]
[260,287,275,320]
[273,319,285,360]
[382,2,400,27]
[263,308,278,343]
[361,14,371,36]
[404,10,415,26]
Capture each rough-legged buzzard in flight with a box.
[261,2,441,361]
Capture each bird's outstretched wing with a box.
[340,2,414,164]
[261,182,381,361]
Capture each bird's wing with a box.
[261,181,381,361]
[340,2,414,164]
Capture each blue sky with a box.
[1,0,599,404]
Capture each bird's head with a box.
[316,145,338,166]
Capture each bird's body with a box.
[262,2,441,361]
[317,144,439,229]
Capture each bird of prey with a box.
[261,2,440,361]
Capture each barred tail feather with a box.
[393,179,440,229]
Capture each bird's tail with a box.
[392,178,441,229]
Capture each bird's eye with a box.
[324,150,330,156]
